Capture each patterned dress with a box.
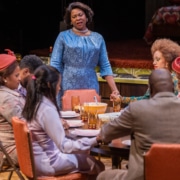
[50,29,113,105]
[0,86,25,165]
[121,72,178,104]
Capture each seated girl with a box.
[22,65,105,179]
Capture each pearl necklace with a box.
[72,27,89,34]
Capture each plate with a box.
[71,129,100,137]
[60,111,80,118]
[61,114,80,118]
[66,120,84,128]
[122,140,131,146]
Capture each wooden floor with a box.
[0,172,27,180]
[0,157,128,180]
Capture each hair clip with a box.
[32,75,36,80]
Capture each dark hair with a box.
[20,55,43,73]
[22,65,60,121]
[149,69,174,97]
[64,1,94,27]
[0,61,19,86]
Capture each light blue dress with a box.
[50,29,113,95]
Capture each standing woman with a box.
[0,53,24,165]
[50,2,119,107]
[22,65,105,178]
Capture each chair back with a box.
[62,89,101,110]
[12,116,88,180]
[12,117,36,179]
[144,143,180,180]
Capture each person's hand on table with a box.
[61,119,70,130]
[96,134,111,145]
[96,134,103,145]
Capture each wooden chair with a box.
[0,141,25,180]
[144,143,180,180]
[62,89,101,111]
[11,116,88,180]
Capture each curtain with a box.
[145,0,169,28]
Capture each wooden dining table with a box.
[91,136,130,169]
[63,108,130,169]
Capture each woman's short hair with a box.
[64,2,94,27]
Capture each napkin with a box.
[71,129,100,137]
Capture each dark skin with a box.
[149,68,174,97]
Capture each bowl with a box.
[83,102,107,114]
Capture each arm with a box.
[172,72,179,96]
[40,107,98,153]
[110,87,150,105]
[99,106,133,143]
[1,94,24,123]
[50,33,64,73]
[98,36,120,96]
[121,88,150,104]
[105,75,119,96]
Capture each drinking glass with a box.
[88,112,98,129]
[71,96,80,112]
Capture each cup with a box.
[71,96,80,112]
[80,106,88,122]
[88,112,97,129]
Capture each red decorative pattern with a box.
[106,39,153,69]
[144,6,180,44]
[110,58,153,69]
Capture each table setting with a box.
[61,102,125,137]
[61,100,108,137]
[60,101,130,169]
